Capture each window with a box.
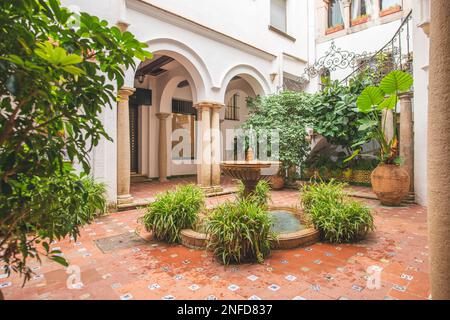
[328,0,344,28]
[380,0,402,11]
[172,99,196,160]
[225,94,239,121]
[351,0,373,20]
[271,0,287,32]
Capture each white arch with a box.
[147,38,212,100]
[219,64,271,101]
[159,75,196,114]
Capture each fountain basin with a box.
[180,206,319,251]
[220,160,281,196]
[269,207,319,250]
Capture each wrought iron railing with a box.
[340,10,413,84]
[297,10,413,87]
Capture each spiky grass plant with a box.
[236,180,272,209]
[206,199,275,264]
[141,184,205,243]
[300,180,374,243]
[81,175,107,216]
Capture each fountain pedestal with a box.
[220,161,280,196]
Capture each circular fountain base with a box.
[269,207,320,250]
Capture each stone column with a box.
[341,0,351,29]
[117,87,135,205]
[428,0,450,300]
[156,112,170,182]
[399,92,414,191]
[211,104,224,187]
[372,0,381,18]
[195,102,212,187]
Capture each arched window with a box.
[380,0,402,11]
[328,0,344,28]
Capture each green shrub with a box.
[300,180,374,243]
[141,184,205,243]
[81,176,107,216]
[206,199,275,264]
[236,180,271,209]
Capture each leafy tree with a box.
[0,0,151,280]
[311,76,374,154]
[244,91,315,177]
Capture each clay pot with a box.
[371,164,410,206]
[269,175,285,190]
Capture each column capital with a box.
[156,112,171,120]
[341,0,351,8]
[194,101,214,110]
[194,101,224,110]
[398,91,414,100]
[212,103,225,110]
[118,87,135,100]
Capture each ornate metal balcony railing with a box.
[340,10,413,85]
[296,10,413,87]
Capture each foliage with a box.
[348,70,413,164]
[141,185,205,243]
[236,180,271,209]
[301,180,375,243]
[0,0,151,278]
[312,77,374,151]
[81,175,107,216]
[206,199,275,264]
[0,164,107,282]
[244,91,315,175]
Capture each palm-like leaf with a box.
[379,70,413,94]
[356,86,384,113]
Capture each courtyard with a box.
[1,0,449,303]
[1,182,429,300]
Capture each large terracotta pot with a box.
[371,164,410,206]
[269,175,285,190]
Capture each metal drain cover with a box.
[94,232,147,253]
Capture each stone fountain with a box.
[220,148,281,196]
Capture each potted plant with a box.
[326,23,345,35]
[380,4,402,18]
[347,70,413,205]
[269,168,285,190]
[351,14,370,27]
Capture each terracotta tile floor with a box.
[130,176,237,202]
[1,188,430,300]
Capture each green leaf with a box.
[358,119,378,131]
[380,70,413,94]
[356,86,384,113]
[51,255,69,267]
[378,94,398,110]
[60,54,83,66]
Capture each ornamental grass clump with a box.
[236,180,272,209]
[300,180,374,243]
[206,199,275,265]
[141,184,205,243]
[81,175,107,216]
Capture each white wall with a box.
[412,0,430,205]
